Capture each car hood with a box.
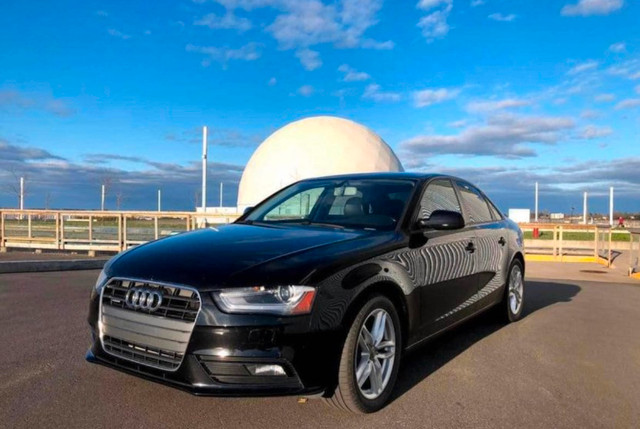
[106,224,399,290]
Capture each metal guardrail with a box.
[0,209,239,253]
[518,223,615,266]
[629,228,640,276]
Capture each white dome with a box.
[237,116,404,209]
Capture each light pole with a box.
[534,182,539,222]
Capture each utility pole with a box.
[609,187,614,226]
[583,192,588,224]
[219,182,223,207]
[202,126,208,212]
[19,177,24,210]
[101,184,105,211]
[157,189,161,212]
[534,182,538,222]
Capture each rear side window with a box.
[455,181,493,224]
[418,179,462,219]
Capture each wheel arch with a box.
[512,251,525,275]
[343,281,412,349]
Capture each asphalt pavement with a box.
[1,269,639,428]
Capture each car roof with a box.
[302,172,457,182]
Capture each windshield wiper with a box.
[280,219,346,229]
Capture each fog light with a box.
[245,364,287,376]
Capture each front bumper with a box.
[86,288,341,396]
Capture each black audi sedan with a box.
[87,173,525,413]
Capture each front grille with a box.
[99,278,201,371]
[102,279,200,322]
[103,336,184,370]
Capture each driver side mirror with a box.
[243,206,254,215]
[416,210,465,231]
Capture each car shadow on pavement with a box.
[390,280,581,403]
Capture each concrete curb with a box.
[0,259,109,274]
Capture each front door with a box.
[413,179,480,336]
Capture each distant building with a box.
[508,208,531,223]
[236,116,404,211]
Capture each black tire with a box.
[324,295,402,414]
[499,259,525,323]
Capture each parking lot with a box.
[1,268,639,428]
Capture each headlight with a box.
[95,269,108,291]
[212,285,316,316]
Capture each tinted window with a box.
[418,179,461,219]
[246,179,415,230]
[487,201,503,220]
[264,187,324,220]
[455,181,493,223]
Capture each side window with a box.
[418,180,462,219]
[487,201,503,220]
[455,181,493,224]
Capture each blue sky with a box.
[1,0,639,213]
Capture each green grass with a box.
[523,230,630,242]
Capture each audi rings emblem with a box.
[125,287,163,311]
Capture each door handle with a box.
[465,242,475,253]
[498,237,506,246]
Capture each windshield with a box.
[242,179,415,230]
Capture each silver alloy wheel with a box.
[354,308,396,400]
[508,264,524,314]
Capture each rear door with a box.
[454,181,509,309]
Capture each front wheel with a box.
[501,259,525,322]
[324,295,402,413]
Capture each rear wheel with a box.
[324,295,401,413]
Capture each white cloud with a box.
[609,42,626,53]
[448,119,469,128]
[400,114,576,159]
[466,98,531,113]
[488,13,517,22]
[363,84,401,102]
[471,0,485,6]
[417,4,452,42]
[194,12,252,31]
[107,28,131,40]
[264,0,389,51]
[295,48,322,70]
[209,0,279,10]
[413,88,460,107]
[297,85,315,96]
[0,89,75,117]
[417,0,452,10]
[579,125,613,139]
[614,98,640,110]
[338,64,370,81]
[580,109,600,119]
[606,58,640,79]
[186,43,261,66]
[268,77,277,86]
[567,60,599,75]
[561,0,624,17]
[636,85,640,95]
[595,93,615,102]
[360,39,395,49]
